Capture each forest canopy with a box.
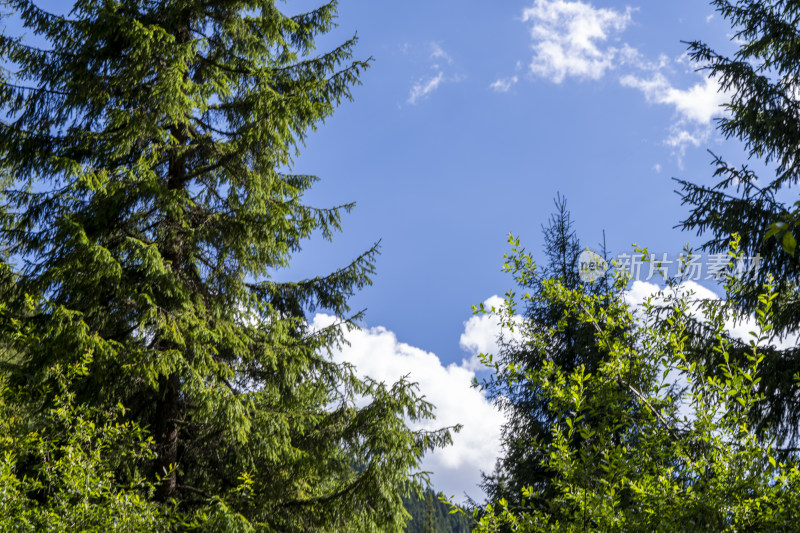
[1,1,800,532]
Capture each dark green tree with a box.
[0,1,451,530]
[424,490,436,533]
[478,196,616,511]
[676,0,800,444]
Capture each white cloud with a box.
[653,163,662,173]
[459,295,525,371]
[490,76,519,93]
[626,280,799,350]
[620,73,727,125]
[311,312,505,501]
[430,42,453,64]
[665,128,706,147]
[459,296,506,361]
[522,0,635,83]
[406,42,460,105]
[495,1,729,162]
[665,125,710,155]
[620,72,729,157]
[408,71,445,105]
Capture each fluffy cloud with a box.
[311,310,506,501]
[620,73,727,125]
[459,296,505,365]
[619,68,730,158]
[521,1,726,127]
[522,0,635,83]
[459,295,525,371]
[507,1,731,160]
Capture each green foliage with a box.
[403,488,473,533]
[466,237,800,531]
[0,356,185,532]
[677,0,800,445]
[0,1,452,530]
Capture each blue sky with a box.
[12,0,758,501]
[284,0,754,498]
[287,0,742,358]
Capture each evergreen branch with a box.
[0,82,73,97]
[248,242,379,316]
[280,473,365,508]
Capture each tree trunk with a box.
[155,372,180,501]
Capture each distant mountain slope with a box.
[403,488,473,533]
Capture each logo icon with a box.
[578,250,608,283]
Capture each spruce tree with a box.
[0,1,450,530]
[479,196,616,510]
[676,0,800,443]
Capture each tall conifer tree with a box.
[0,1,450,530]
[480,196,616,509]
[676,0,800,443]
